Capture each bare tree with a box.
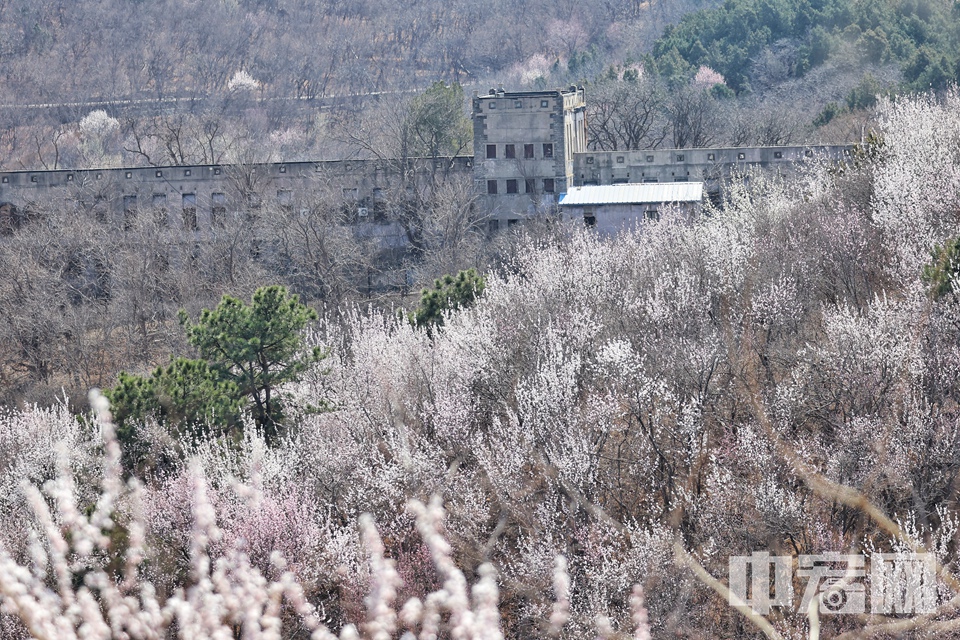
[587,75,669,150]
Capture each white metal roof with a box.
[559,182,704,206]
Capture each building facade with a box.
[471,86,587,229]
[573,145,853,194]
[559,182,704,233]
[0,88,855,237]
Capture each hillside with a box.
[3,90,960,637]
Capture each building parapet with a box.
[573,145,854,188]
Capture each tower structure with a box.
[472,86,586,228]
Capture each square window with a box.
[505,144,516,159]
[676,154,684,162]
[1,177,7,184]
[184,169,191,176]
[616,156,624,164]
[506,179,518,194]
[805,149,813,157]
[707,153,715,161]
[543,143,554,158]
[96,173,102,180]
[514,100,522,108]
[738,152,746,160]
[214,168,222,175]
[66,174,73,181]
[774,151,783,159]
[646,155,654,162]
[486,144,497,159]
[525,178,535,193]
[155,170,163,178]
[584,214,596,227]
[279,165,287,173]
[524,144,534,159]
[487,180,498,195]
[543,178,555,193]
[125,172,132,179]
[540,100,549,108]
[586,157,594,164]
[30,175,37,183]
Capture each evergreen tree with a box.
[411,268,485,332]
[178,285,324,441]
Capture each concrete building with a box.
[573,145,852,196]
[559,182,704,233]
[472,86,587,229]
[0,88,855,238]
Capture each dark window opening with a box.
[182,193,198,231]
[505,144,516,159]
[543,178,555,193]
[524,144,534,159]
[506,179,518,194]
[486,144,497,159]
[152,194,167,227]
[211,192,226,228]
[525,178,535,193]
[543,143,554,158]
[584,214,596,227]
[487,180,498,195]
[123,195,137,230]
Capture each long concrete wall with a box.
[0,144,854,232]
[573,145,853,190]
[0,157,474,232]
